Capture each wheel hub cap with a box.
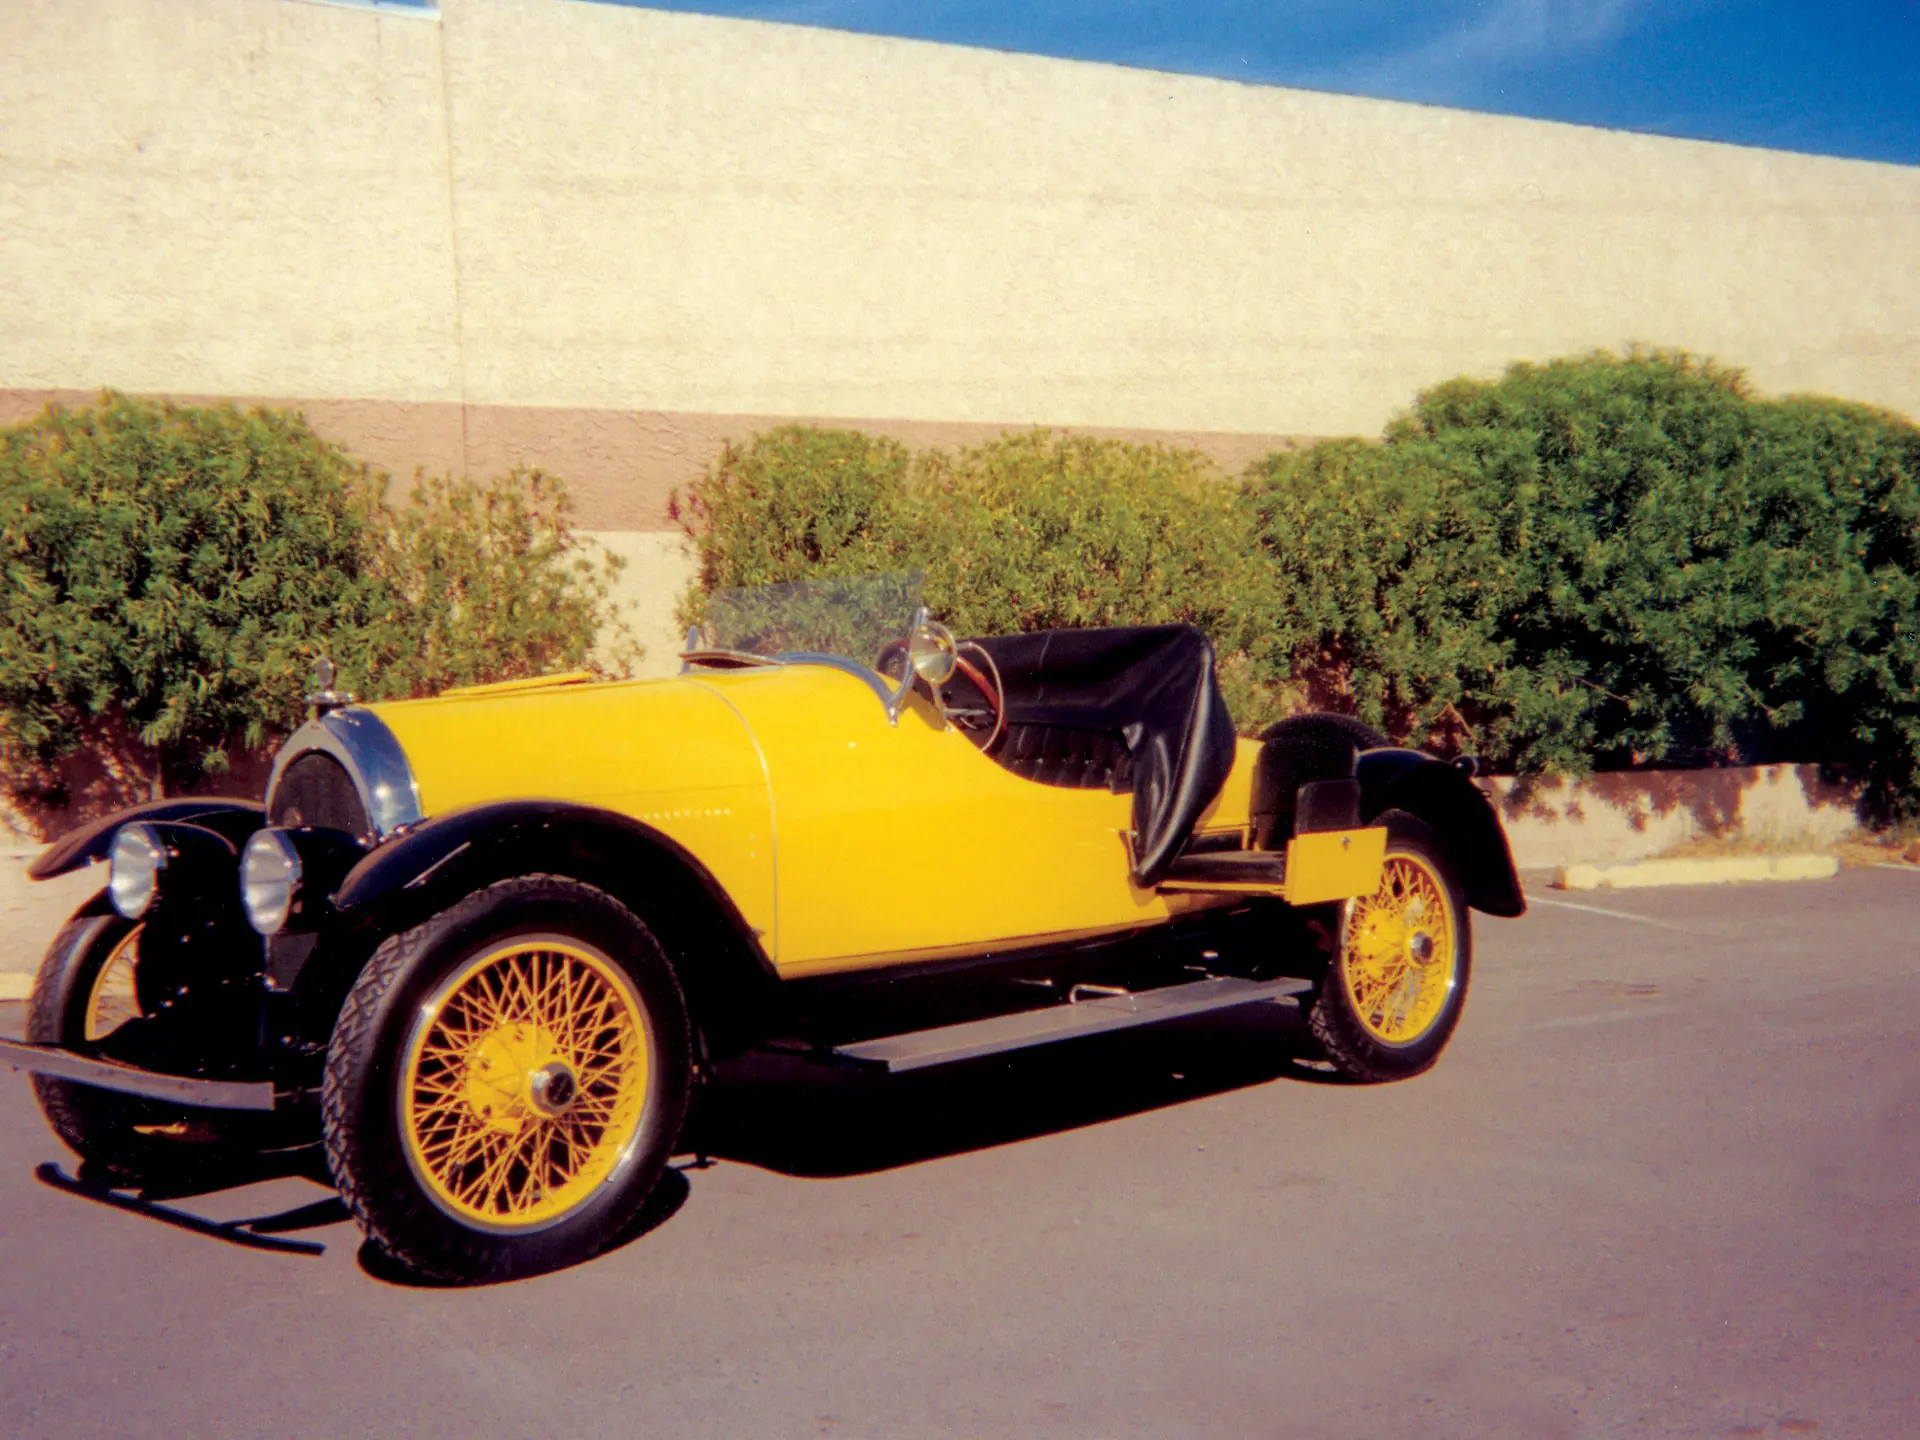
[528,1061,579,1117]
[461,1021,568,1135]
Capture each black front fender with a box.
[29,798,265,880]
[327,801,780,1055]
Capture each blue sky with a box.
[614,1,1920,167]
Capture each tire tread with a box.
[321,873,689,1283]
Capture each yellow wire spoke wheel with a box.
[83,925,143,1042]
[400,937,654,1233]
[1340,850,1458,1048]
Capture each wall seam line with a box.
[433,1,471,475]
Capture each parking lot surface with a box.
[0,870,1915,1438]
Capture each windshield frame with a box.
[678,574,926,716]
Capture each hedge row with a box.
[676,351,1920,817]
[0,392,633,812]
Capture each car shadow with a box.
[681,1000,1345,1180]
[24,1002,1335,1279]
[354,1163,693,1287]
[35,1146,349,1257]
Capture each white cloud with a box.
[1318,0,1670,105]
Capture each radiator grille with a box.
[269,752,372,841]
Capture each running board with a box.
[829,974,1313,1074]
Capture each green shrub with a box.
[1247,350,1920,811]
[345,465,636,700]
[0,393,631,818]
[1237,437,1511,748]
[904,432,1255,629]
[670,425,909,593]
[675,351,1920,817]
[673,427,1287,718]
[905,432,1290,729]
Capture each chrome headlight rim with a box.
[241,828,303,936]
[108,823,166,920]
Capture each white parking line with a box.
[1526,896,1689,930]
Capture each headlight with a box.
[241,829,302,935]
[108,824,166,919]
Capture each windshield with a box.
[688,573,924,666]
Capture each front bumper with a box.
[0,1039,277,1111]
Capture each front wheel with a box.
[322,875,691,1283]
[1306,812,1472,1082]
[27,905,251,1178]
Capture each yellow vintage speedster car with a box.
[5,579,1522,1282]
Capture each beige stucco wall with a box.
[591,529,698,679]
[0,0,462,405]
[438,0,1920,436]
[3,0,1916,518]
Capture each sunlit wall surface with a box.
[3,0,1916,529]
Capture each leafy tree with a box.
[0,393,631,822]
[1248,350,1920,811]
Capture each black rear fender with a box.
[1253,716,1524,918]
[324,801,781,1056]
[1358,754,1526,918]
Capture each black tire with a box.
[1306,812,1472,1082]
[322,874,692,1283]
[1261,713,1390,752]
[27,905,242,1178]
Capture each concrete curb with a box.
[1554,854,1841,891]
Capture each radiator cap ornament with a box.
[306,656,355,717]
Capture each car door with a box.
[690,664,1178,977]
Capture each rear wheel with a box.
[1306,813,1471,1081]
[322,875,691,1283]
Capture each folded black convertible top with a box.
[968,625,1237,888]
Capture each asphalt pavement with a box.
[0,870,1915,1438]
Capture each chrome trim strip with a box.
[266,707,425,840]
[0,1040,278,1111]
[681,648,903,716]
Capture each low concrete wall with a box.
[1491,765,1863,870]
[593,530,700,678]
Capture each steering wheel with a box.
[940,642,1006,752]
[872,635,1006,750]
